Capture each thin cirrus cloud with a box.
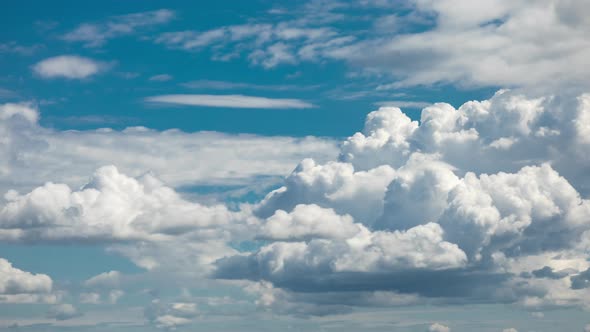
[145,94,314,109]
[32,55,107,79]
[62,9,175,47]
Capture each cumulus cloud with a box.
[145,94,314,109]
[32,55,107,79]
[0,258,53,303]
[211,90,590,313]
[3,89,590,318]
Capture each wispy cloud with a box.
[149,74,173,82]
[32,55,108,79]
[0,42,43,55]
[145,94,314,109]
[63,9,175,47]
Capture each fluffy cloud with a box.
[32,55,107,79]
[0,258,54,304]
[2,90,590,319]
[0,102,337,195]
[0,165,242,245]
[212,90,590,313]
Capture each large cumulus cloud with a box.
[2,90,590,317]
[214,90,590,313]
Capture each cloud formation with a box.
[154,1,590,89]
[0,102,337,195]
[32,55,107,79]
[2,89,590,321]
[63,9,175,47]
[0,257,54,304]
[145,94,314,109]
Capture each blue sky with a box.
[2,1,590,331]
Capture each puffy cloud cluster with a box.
[213,90,590,312]
[0,257,54,304]
[2,90,590,318]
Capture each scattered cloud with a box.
[62,9,175,47]
[145,94,314,109]
[0,42,42,55]
[32,55,108,79]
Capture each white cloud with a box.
[0,258,52,296]
[149,74,173,82]
[153,1,590,89]
[3,90,590,319]
[0,102,337,195]
[63,9,175,47]
[145,94,314,109]
[32,55,106,79]
[429,323,451,332]
[502,329,518,332]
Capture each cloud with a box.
[84,271,121,289]
[212,90,590,313]
[429,323,451,332]
[32,55,107,79]
[0,102,337,196]
[152,1,590,89]
[0,258,52,294]
[0,258,54,303]
[63,9,174,47]
[502,329,518,332]
[145,94,314,109]
[3,90,590,319]
[46,304,82,321]
[149,74,173,82]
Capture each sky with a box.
[1,0,590,331]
